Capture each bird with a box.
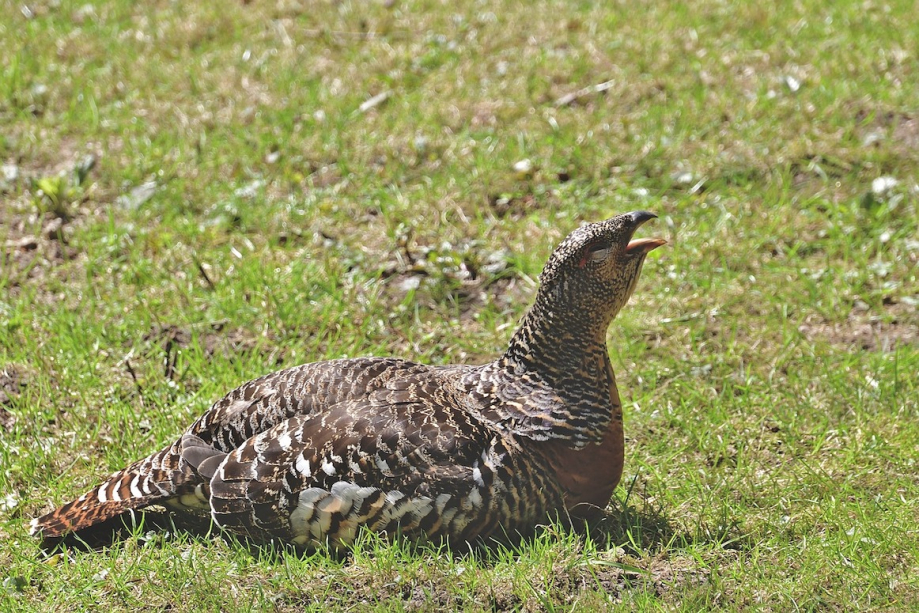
[30,211,665,549]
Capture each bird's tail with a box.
[30,435,225,538]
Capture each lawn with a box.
[1,0,917,610]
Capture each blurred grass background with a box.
[1,0,917,609]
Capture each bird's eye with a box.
[587,243,610,263]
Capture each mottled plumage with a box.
[31,211,665,548]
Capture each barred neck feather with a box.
[503,290,611,383]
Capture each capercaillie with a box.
[31,211,665,548]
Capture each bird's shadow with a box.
[576,503,675,554]
[37,483,686,562]
[36,509,216,554]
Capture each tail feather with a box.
[31,435,221,538]
[30,492,158,538]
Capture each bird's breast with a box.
[536,371,625,519]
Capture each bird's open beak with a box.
[624,211,667,255]
[626,237,667,254]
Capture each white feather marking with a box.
[290,488,325,538]
[295,454,312,477]
[97,485,108,503]
[376,455,391,473]
[383,496,431,531]
[277,432,292,451]
[472,466,485,488]
[129,474,143,498]
[223,397,256,418]
[299,488,326,508]
[324,481,360,516]
[321,459,336,476]
[369,496,403,532]
[330,481,351,497]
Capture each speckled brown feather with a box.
[31,211,664,547]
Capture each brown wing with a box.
[206,372,562,548]
[185,357,431,450]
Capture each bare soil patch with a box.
[798,314,918,352]
[2,212,78,287]
[0,364,30,431]
[855,108,919,152]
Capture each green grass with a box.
[2,0,918,609]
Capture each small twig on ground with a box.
[163,334,178,381]
[554,79,616,107]
[357,91,391,114]
[124,357,145,407]
[194,257,216,291]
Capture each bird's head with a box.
[535,211,666,328]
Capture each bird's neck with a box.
[503,297,612,389]
[496,297,620,450]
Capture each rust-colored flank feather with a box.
[31,211,664,549]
